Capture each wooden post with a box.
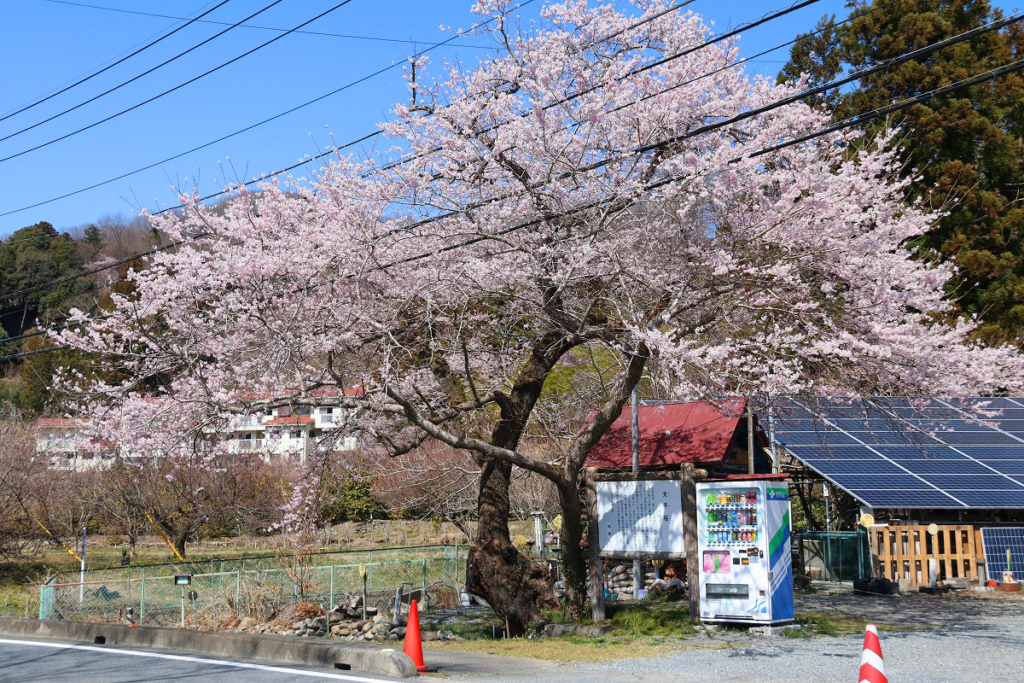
[680,463,700,624]
[747,405,755,475]
[585,469,606,622]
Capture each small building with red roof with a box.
[586,399,773,475]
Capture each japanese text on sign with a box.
[595,480,684,555]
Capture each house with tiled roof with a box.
[34,417,115,471]
[35,385,363,468]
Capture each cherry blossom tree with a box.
[57,0,1024,629]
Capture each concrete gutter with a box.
[0,619,417,678]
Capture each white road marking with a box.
[0,637,398,682]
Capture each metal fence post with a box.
[38,576,56,620]
[330,565,335,608]
[236,570,242,617]
[422,559,427,603]
[139,571,145,624]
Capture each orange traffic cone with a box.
[403,599,430,672]
[858,623,888,683]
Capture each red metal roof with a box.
[586,399,746,468]
[264,415,315,426]
[35,418,82,428]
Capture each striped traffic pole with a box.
[858,623,888,683]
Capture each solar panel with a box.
[772,396,1024,509]
[776,432,860,445]
[958,446,1024,460]
[932,431,1023,446]
[871,445,963,459]
[798,458,907,474]
[845,490,964,507]
[980,527,1024,582]
[952,491,1024,507]
[982,461,1024,474]
[830,474,925,490]
[923,474,1022,490]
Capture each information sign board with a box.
[595,479,684,557]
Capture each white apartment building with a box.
[36,386,362,468]
[35,418,114,471]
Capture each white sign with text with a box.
[596,479,683,555]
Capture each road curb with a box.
[0,618,417,677]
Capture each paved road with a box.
[0,638,404,683]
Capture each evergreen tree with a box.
[781,0,1024,344]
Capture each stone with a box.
[238,617,257,631]
[372,614,388,625]
[312,616,328,629]
[377,625,390,637]
[364,632,375,641]
[361,622,374,633]
[392,627,406,639]
[331,625,343,636]
[422,631,439,642]
[292,621,304,631]
[437,629,455,641]
[328,611,344,625]
[354,620,370,630]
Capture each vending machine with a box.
[695,479,793,625]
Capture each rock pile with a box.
[606,562,656,594]
[241,604,466,643]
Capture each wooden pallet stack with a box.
[869,524,983,589]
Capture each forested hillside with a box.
[780,0,1024,345]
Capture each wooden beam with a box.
[585,468,606,622]
[681,463,700,624]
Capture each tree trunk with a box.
[467,458,556,635]
[172,531,188,559]
[556,482,589,620]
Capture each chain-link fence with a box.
[40,544,466,626]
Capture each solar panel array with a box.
[980,527,1024,581]
[770,397,1024,509]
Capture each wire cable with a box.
[3,0,1003,305]
[156,0,811,215]
[0,0,233,126]
[41,0,489,49]
[0,0,285,145]
[0,0,359,165]
[0,0,536,219]
[4,56,1023,364]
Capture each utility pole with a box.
[631,386,642,600]
[747,400,755,475]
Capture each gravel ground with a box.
[445,590,1024,683]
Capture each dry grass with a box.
[787,611,933,638]
[432,636,730,662]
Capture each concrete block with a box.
[0,619,416,678]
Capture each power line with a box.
[4,56,1024,365]
[373,58,1024,271]
[0,0,532,219]
[1,0,225,119]
[41,0,489,49]
[0,0,285,145]
[0,0,233,126]
[373,8,1024,238]
[158,0,811,215]
[0,0,359,165]
[3,0,999,305]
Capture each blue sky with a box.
[0,0,1016,238]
